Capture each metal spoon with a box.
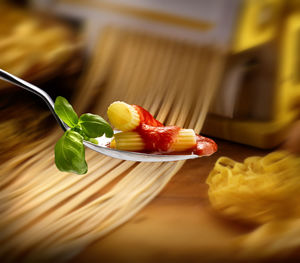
[0,69,199,162]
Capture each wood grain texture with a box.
[73,139,269,263]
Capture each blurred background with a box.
[1,0,300,262]
[1,0,300,164]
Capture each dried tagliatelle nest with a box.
[206,151,300,224]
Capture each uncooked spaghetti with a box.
[206,151,300,259]
[0,27,224,262]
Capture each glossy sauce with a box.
[136,124,180,152]
[133,105,163,127]
[133,105,217,156]
[194,135,218,156]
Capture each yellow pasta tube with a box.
[107,101,140,131]
[110,129,196,152]
[170,129,196,151]
[111,131,145,151]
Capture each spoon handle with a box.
[0,69,68,131]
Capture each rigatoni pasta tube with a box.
[107,101,163,131]
[171,129,197,151]
[107,101,140,131]
[110,132,145,151]
[110,129,196,152]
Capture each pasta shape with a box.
[206,151,300,224]
[107,101,163,132]
[107,101,140,131]
[207,152,300,259]
[111,129,196,152]
[107,101,216,155]
[111,132,145,151]
[170,129,197,151]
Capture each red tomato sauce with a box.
[132,105,217,156]
[133,105,163,127]
[136,124,180,152]
[194,135,218,156]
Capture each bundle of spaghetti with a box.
[0,26,225,262]
[206,151,300,258]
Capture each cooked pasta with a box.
[111,131,145,151]
[107,100,217,154]
[170,129,197,151]
[111,129,196,152]
[107,101,140,131]
[107,101,163,131]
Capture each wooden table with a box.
[73,140,268,263]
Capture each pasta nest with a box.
[206,151,300,224]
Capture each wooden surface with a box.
[73,140,269,263]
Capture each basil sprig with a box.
[55,130,87,174]
[79,113,114,138]
[54,96,113,174]
[54,96,78,127]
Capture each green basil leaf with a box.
[54,96,78,128]
[79,113,113,138]
[55,130,87,175]
[86,138,99,144]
